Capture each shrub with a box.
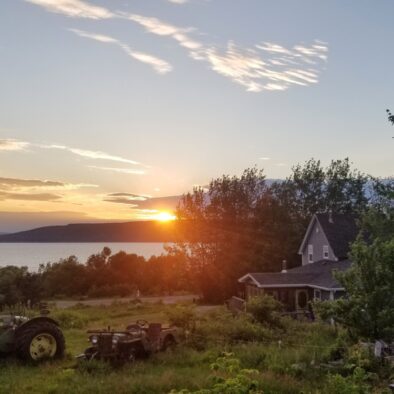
[166,304,197,330]
[169,352,263,394]
[189,309,276,350]
[246,295,283,327]
[326,367,371,394]
[52,310,88,329]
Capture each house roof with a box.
[239,259,352,291]
[316,213,358,260]
[298,213,359,260]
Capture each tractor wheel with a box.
[162,335,176,351]
[16,321,65,362]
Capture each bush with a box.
[326,367,371,394]
[166,305,197,330]
[246,295,283,327]
[170,352,262,394]
[52,310,88,329]
[189,309,276,350]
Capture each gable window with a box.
[323,245,329,259]
[308,244,313,263]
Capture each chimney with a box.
[281,260,287,273]
[328,209,334,224]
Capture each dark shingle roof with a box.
[316,213,359,260]
[243,259,351,290]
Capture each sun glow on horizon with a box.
[155,211,176,222]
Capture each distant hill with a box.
[0,221,177,243]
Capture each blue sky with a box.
[0,0,393,231]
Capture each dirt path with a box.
[52,294,201,309]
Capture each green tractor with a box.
[0,313,65,362]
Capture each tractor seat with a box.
[126,324,143,332]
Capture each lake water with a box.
[0,243,167,271]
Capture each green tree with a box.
[332,237,394,340]
[277,158,368,228]
[176,159,371,302]
[41,256,87,297]
[0,266,42,308]
[320,194,394,341]
[176,168,269,302]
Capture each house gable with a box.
[298,215,336,265]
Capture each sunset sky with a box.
[0,0,393,232]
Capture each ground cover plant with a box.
[1,299,393,393]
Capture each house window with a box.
[323,245,329,259]
[314,289,322,300]
[308,244,313,263]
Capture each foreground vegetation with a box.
[1,300,393,393]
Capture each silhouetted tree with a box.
[176,159,372,302]
[387,109,394,126]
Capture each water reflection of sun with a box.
[156,211,176,222]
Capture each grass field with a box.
[0,301,391,393]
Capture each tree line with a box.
[174,158,393,302]
[0,157,392,308]
[0,249,189,309]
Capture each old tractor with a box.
[79,319,178,363]
[0,314,65,362]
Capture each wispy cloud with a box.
[88,166,145,175]
[25,0,114,19]
[43,144,144,166]
[0,191,62,202]
[125,14,202,50]
[168,0,189,4]
[25,0,328,92]
[1,137,148,169]
[25,0,201,50]
[103,197,138,206]
[0,139,29,151]
[135,195,181,210]
[69,29,172,74]
[107,193,150,200]
[190,40,328,92]
[0,177,63,188]
[123,12,328,92]
[0,177,97,191]
[104,192,149,205]
[259,157,271,161]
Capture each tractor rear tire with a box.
[162,335,176,351]
[16,321,65,362]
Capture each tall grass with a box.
[0,302,391,393]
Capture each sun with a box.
[155,211,176,222]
